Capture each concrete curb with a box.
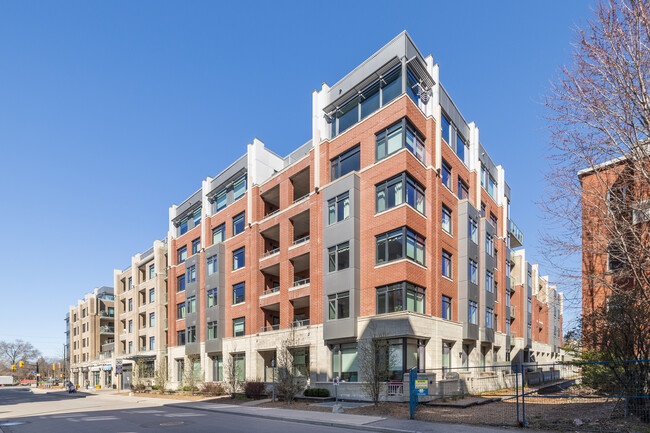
[167,403,417,433]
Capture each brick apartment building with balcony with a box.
[164,32,564,388]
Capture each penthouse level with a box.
[163,31,563,391]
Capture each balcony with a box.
[510,305,517,319]
[508,219,524,248]
[100,326,115,334]
[98,293,115,301]
[293,278,310,288]
[290,168,310,204]
[290,210,310,251]
[291,319,310,328]
[99,311,114,318]
[260,324,280,332]
[263,286,280,296]
[260,224,280,261]
[261,185,280,218]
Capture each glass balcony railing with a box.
[508,219,524,248]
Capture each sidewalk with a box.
[169,400,547,433]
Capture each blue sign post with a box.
[409,368,417,419]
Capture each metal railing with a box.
[265,208,280,218]
[100,326,115,334]
[293,278,310,287]
[291,319,310,328]
[263,287,280,296]
[263,247,280,257]
[99,311,114,318]
[98,294,115,301]
[293,193,309,204]
[293,235,310,246]
[260,324,280,332]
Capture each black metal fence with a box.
[408,360,650,432]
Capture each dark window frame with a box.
[376,226,425,266]
[328,241,350,272]
[376,281,425,315]
[375,117,425,163]
[330,144,361,181]
[375,171,425,214]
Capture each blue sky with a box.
[0,1,593,357]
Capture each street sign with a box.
[116,365,122,374]
[414,379,429,396]
[333,377,339,386]
[116,359,123,365]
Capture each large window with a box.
[442,250,452,279]
[441,160,451,190]
[469,217,478,244]
[192,207,201,227]
[608,242,625,271]
[328,291,350,320]
[376,227,425,266]
[376,282,424,314]
[232,282,245,305]
[442,295,452,320]
[149,264,155,280]
[149,312,155,327]
[188,265,196,283]
[177,330,185,346]
[233,175,247,200]
[481,164,497,200]
[486,270,494,293]
[177,246,187,264]
[441,113,451,145]
[207,321,218,340]
[486,307,494,329]
[179,216,189,236]
[332,343,358,382]
[233,353,245,382]
[177,274,185,292]
[176,302,186,320]
[215,189,227,212]
[328,192,350,224]
[232,247,245,270]
[328,242,350,272]
[128,298,133,311]
[458,178,469,200]
[486,233,494,256]
[192,238,200,255]
[468,259,478,284]
[456,133,468,165]
[233,317,245,337]
[233,212,245,236]
[330,145,361,180]
[207,255,217,275]
[329,65,402,137]
[186,326,196,343]
[212,356,223,381]
[187,296,196,314]
[375,118,425,163]
[468,300,478,325]
[442,205,452,234]
[212,223,225,244]
[207,288,218,308]
[376,172,424,214]
[149,288,155,303]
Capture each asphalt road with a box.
[0,388,359,433]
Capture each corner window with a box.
[442,205,452,234]
[456,133,468,165]
[468,259,478,284]
[442,250,452,279]
[328,192,350,224]
[328,291,350,320]
[376,172,424,214]
[330,145,360,181]
[207,255,217,275]
[212,223,225,244]
[233,175,247,200]
[207,288,218,308]
[328,242,350,272]
[233,212,245,236]
[468,300,478,325]
[177,274,185,292]
[233,317,245,337]
[177,246,187,264]
[375,118,425,163]
[442,295,452,320]
[441,113,451,145]
[176,302,186,320]
[376,281,424,314]
[192,238,200,255]
[441,160,451,190]
[187,296,196,314]
[376,227,425,266]
[188,265,196,283]
[232,247,245,270]
[232,282,245,305]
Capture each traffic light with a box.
[18,361,24,368]
[11,365,15,370]
[58,363,61,369]
[52,363,56,371]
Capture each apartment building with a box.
[68,286,115,387]
[164,31,564,389]
[112,240,168,389]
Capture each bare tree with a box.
[274,330,304,404]
[542,0,650,416]
[224,351,242,395]
[0,340,41,380]
[154,357,168,391]
[183,356,203,394]
[357,322,394,406]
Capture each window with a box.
[442,250,452,279]
[179,216,189,235]
[233,175,247,200]
[376,227,425,266]
[608,243,625,271]
[486,307,494,329]
[212,356,223,381]
[486,270,494,293]
[232,282,245,305]
[128,277,132,290]
[468,259,478,284]
[128,298,133,312]
[375,118,425,163]
[149,312,155,327]
[442,205,452,234]
[480,202,486,218]
[207,288,218,308]
[458,178,469,200]
[188,265,196,283]
[331,343,358,382]
[215,190,227,212]
[330,145,360,180]
[455,133,468,165]
[468,300,478,324]
[177,330,185,346]
[233,353,245,382]
[486,233,494,256]
[177,246,187,264]
[233,212,245,236]
[176,302,186,320]
[376,172,424,214]
[207,321,218,340]
[528,297,532,314]
[406,68,420,104]
[149,336,155,350]
[490,212,498,231]
[480,164,497,199]
[329,65,402,138]
[376,282,424,314]
[441,160,451,189]
[527,270,533,288]
[328,291,350,320]
[328,192,350,224]
[328,242,350,272]
[233,317,245,337]
[187,296,196,314]
[212,223,225,244]
[506,318,511,334]
[128,341,133,354]
[207,255,218,275]
[469,217,478,244]
[192,238,200,254]
[186,326,196,343]
[149,264,155,280]
[441,113,451,145]
[177,274,186,292]
[232,247,245,270]
[128,320,133,333]
[192,207,201,227]
[442,295,452,320]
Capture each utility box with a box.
[0,376,14,386]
